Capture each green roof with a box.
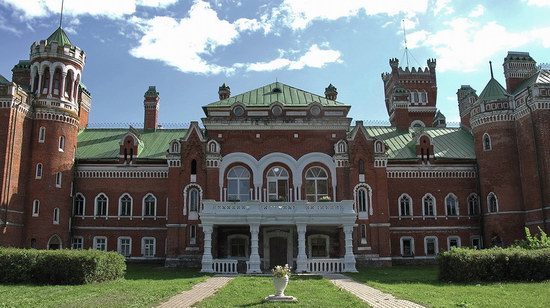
[366,126,475,160]
[478,78,509,103]
[0,74,9,85]
[46,27,73,47]
[77,128,187,160]
[205,82,347,108]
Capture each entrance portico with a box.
[199,200,357,273]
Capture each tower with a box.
[24,27,87,249]
[503,51,537,93]
[382,58,438,130]
[144,86,159,130]
[456,85,478,129]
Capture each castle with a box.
[1,27,549,273]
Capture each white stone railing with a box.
[202,200,355,217]
[212,259,238,274]
[307,258,345,273]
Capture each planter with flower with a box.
[319,196,331,202]
[264,264,296,302]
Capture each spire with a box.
[60,0,65,28]
[46,27,73,46]
[489,61,494,79]
[402,19,410,68]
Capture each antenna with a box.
[402,19,410,68]
[489,61,494,79]
[59,0,65,28]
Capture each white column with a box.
[60,72,67,99]
[37,70,43,95]
[296,223,307,272]
[343,224,357,272]
[200,224,214,273]
[247,223,262,273]
[47,71,54,98]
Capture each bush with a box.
[515,227,550,250]
[438,247,550,282]
[0,248,126,285]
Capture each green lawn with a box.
[349,266,550,308]
[0,264,209,308]
[196,275,368,307]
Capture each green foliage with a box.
[515,227,550,249]
[0,248,126,285]
[438,247,550,282]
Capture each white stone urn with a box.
[273,275,289,296]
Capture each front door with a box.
[269,237,287,269]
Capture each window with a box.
[413,91,419,102]
[32,200,40,217]
[445,194,459,216]
[471,236,482,249]
[336,140,347,153]
[421,91,427,103]
[191,159,197,175]
[143,194,156,217]
[95,194,108,217]
[360,224,367,244]
[142,238,156,257]
[53,208,60,224]
[305,167,328,202]
[55,172,62,188]
[233,105,245,116]
[188,188,200,212]
[93,237,107,251]
[71,237,83,249]
[308,235,329,258]
[189,225,197,245]
[488,193,498,213]
[171,141,180,153]
[73,193,85,216]
[423,194,436,217]
[227,166,250,201]
[401,237,414,257]
[399,194,412,217]
[374,141,384,153]
[424,237,438,256]
[119,194,132,217]
[228,235,249,258]
[468,194,480,216]
[118,237,132,257]
[448,236,461,249]
[357,188,368,213]
[358,159,365,174]
[483,133,492,151]
[208,140,219,153]
[35,163,43,179]
[38,127,45,143]
[267,166,289,202]
[42,67,50,94]
[58,136,65,151]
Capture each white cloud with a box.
[278,0,428,30]
[523,0,550,6]
[245,44,342,72]
[433,0,454,16]
[468,4,485,18]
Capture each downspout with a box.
[526,86,548,231]
[474,162,485,246]
[2,96,22,233]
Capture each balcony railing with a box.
[307,258,345,273]
[201,200,355,217]
[212,259,238,274]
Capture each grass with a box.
[0,264,209,308]
[348,265,550,308]
[196,275,368,307]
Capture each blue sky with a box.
[1,0,550,127]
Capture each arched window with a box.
[35,163,43,179]
[468,194,480,215]
[227,166,250,201]
[52,68,62,96]
[421,91,427,103]
[374,141,384,153]
[399,194,412,217]
[95,194,108,217]
[59,136,65,151]
[73,193,85,216]
[191,159,197,175]
[488,193,498,213]
[305,167,328,202]
[208,140,219,153]
[483,133,491,151]
[188,188,200,212]
[336,140,347,154]
[32,200,40,217]
[356,187,368,213]
[423,194,435,217]
[53,208,60,224]
[413,91,420,102]
[42,67,50,94]
[143,194,156,217]
[119,194,132,217]
[445,194,459,216]
[171,141,179,153]
[267,166,289,202]
[65,70,73,98]
[38,127,46,143]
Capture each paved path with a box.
[156,275,235,308]
[324,273,426,308]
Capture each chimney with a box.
[218,83,230,100]
[503,51,537,93]
[324,84,338,100]
[144,86,159,130]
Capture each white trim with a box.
[47,234,62,249]
[141,237,156,257]
[183,184,203,219]
[94,193,109,219]
[71,236,84,249]
[307,234,330,258]
[118,193,133,218]
[398,193,413,218]
[410,120,426,128]
[189,225,197,245]
[470,235,482,249]
[487,192,499,213]
[447,236,461,250]
[482,133,492,151]
[424,236,438,256]
[400,236,414,256]
[74,193,85,216]
[55,172,62,188]
[35,163,43,179]
[227,234,250,259]
[93,236,107,251]
[32,200,40,217]
[53,207,60,225]
[422,193,437,218]
[467,193,480,216]
[390,226,479,231]
[142,193,157,219]
[117,237,132,257]
[74,226,167,231]
[353,183,372,217]
[360,224,367,244]
[444,193,459,217]
[387,165,477,179]
[38,126,46,143]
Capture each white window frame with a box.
[422,193,436,217]
[71,236,84,249]
[305,166,329,202]
[308,234,330,258]
[94,193,108,218]
[227,234,249,259]
[73,193,85,216]
[467,193,480,216]
[354,184,372,219]
[38,126,46,143]
[483,133,492,151]
[424,236,439,256]
[55,172,62,188]
[445,193,459,217]
[360,224,367,244]
[118,193,133,218]
[117,237,132,257]
[487,192,499,213]
[53,207,60,224]
[227,166,251,202]
[93,236,107,251]
[400,236,415,257]
[141,237,156,257]
[35,163,43,179]
[267,166,290,202]
[58,135,65,152]
[32,200,40,217]
[398,194,412,217]
[470,236,482,249]
[189,225,197,245]
[447,236,461,250]
[170,141,180,153]
[142,193,157,218]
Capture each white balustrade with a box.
[212,259,238,274]
[202,200,354,216]
[307,258,345,273]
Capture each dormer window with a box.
[170,141,180,153]
[335,140,347,154]
[233,106,245,117]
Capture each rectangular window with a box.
[471,237,482,249]
[230,238,247,257]
[189,225,197,245]
[53,208,60,224]
[93,237,107,251]
[55,172,62,188]
[35,164,42,179]
[401,238,414,257]
[38,127,45,143]
[72,237,83,249]
[118,237,132,257]
[425,237,437,256]
[360,224,367,244]
[142,238,156,257]
[32,200,40,217]
[448,236,461,249]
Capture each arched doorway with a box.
[47,235,62,250]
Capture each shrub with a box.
[515,227,550,250]
[438,247,550,282]
[0,248,126,285]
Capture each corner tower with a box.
[25,27,86,249]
